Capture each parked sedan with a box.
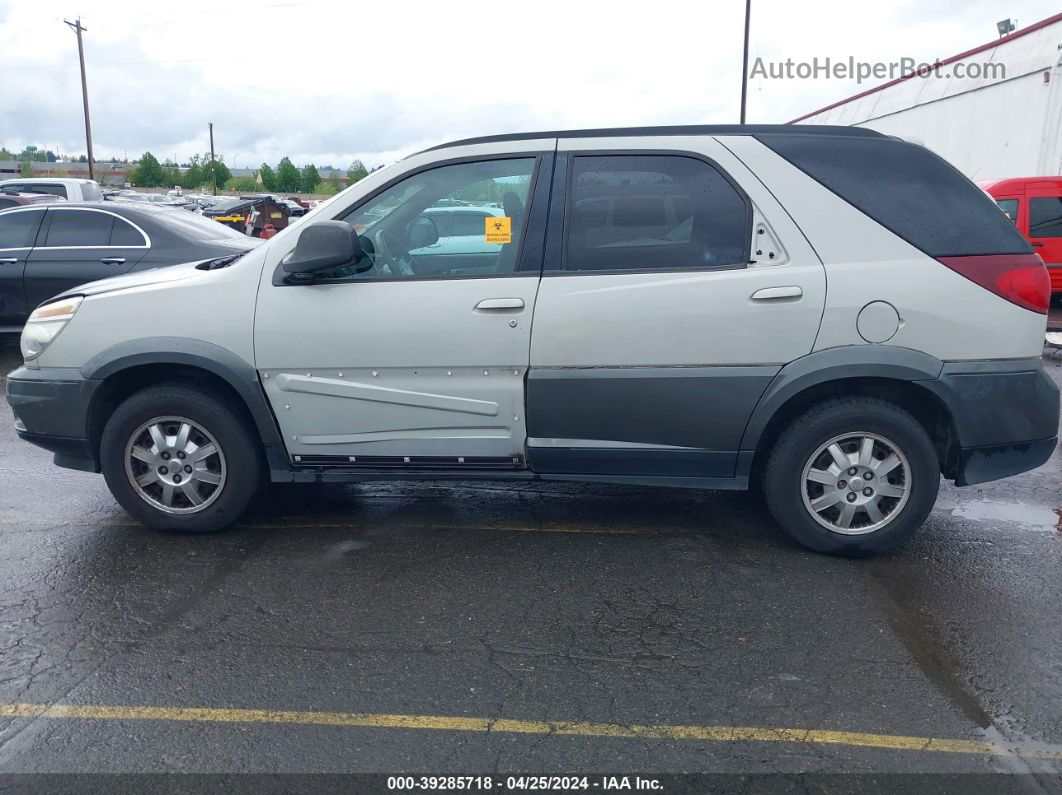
[0,192,63,210]
[0,202,260,331]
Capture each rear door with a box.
[24,207,148,308]
[0,207,45,329]
[527,136,826,479]
[1027,187,1062,293]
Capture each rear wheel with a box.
[763,397,939,554]
[100,384,263,533]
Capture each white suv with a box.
[6,125,1058,554]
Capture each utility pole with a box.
[64,18,95,181]
[739,0,751,124]
[209,122,217,196]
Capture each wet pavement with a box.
[0,339,1060,780]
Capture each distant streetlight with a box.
[740,0,752,124]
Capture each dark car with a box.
[203,196,292,236]
[0,192,63,210]
[0,201,261,331]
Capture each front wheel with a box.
[763,397,939,555]
[100,384,263,533]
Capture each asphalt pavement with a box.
[0,339,1060,787]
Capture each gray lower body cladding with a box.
[921,359,1059,486]
[6,358,1058,489]
[5,366,101,471]
[525,366,778,479]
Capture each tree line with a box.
[3,144,382,196]
[129,152,379,195]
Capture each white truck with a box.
[0,177,103,202]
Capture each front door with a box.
[1027,188,1062,294]
[24,207,146,308]
[254,154,550,467]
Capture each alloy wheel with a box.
[800,432,911,535]
[124,416,227,514]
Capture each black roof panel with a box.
[421,124,884,153]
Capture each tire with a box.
[763,397,939,555]
[100,384,263,533]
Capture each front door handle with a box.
[1031,241,1045,248]
[0,257,18,264]
[751,286,802,301]
[474,298,524,311]
[100,257,126,265]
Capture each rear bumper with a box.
[923,358,1059,486]
[955,437,1056,487]
[6,366,101,472]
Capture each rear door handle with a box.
[0,257,18,264]
[100,257,126,265]
[1031,241,1045,248]
[751,286,802,301]
[474,298,524,311]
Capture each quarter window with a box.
[0,210,44,248]
[1030,197,1062,238]
[110,217,147,246]
[318,158,536,281]
[564,155,749,272]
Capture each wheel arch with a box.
[82,338,282,465]
[742,346,960,480]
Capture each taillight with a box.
[937,254,1050,314]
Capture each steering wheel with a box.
[373,229,420,277]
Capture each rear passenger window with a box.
[1030,197,1062,238]
[564,155,748,272]
[0,210,44,248]
[44,210,114,246]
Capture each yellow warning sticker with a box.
[485,216,512,244]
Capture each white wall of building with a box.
[795,15,1062,180]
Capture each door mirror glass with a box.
[282,221,366,276]
[407,215,440,249]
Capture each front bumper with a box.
[6,366,101,472]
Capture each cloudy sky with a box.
[0,0,1058,169]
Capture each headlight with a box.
[20,296,84,361]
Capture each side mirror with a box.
[407,215,440,250]
[282,221,364,275]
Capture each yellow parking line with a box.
[1,703,1060,759]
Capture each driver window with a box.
[317,158,536,281]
